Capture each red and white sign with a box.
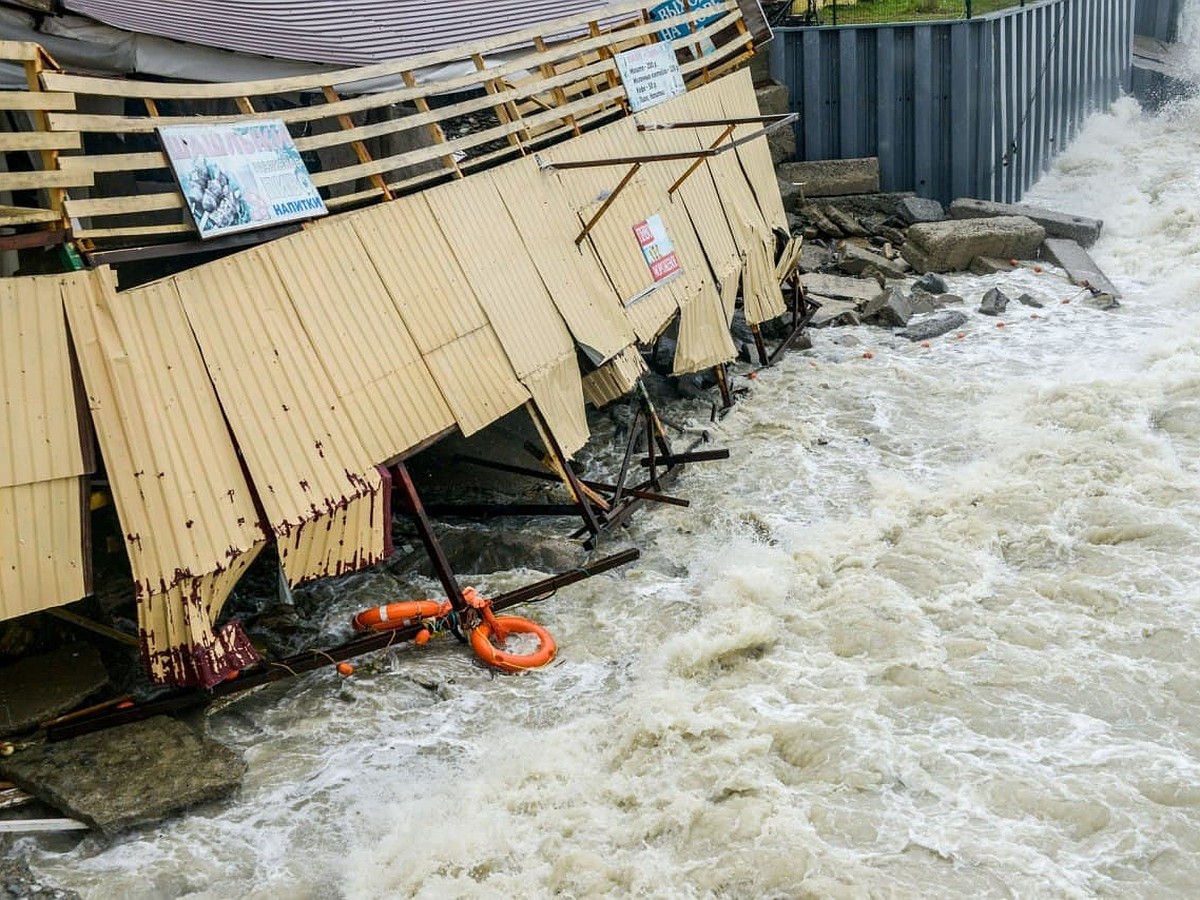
[633,213,681,283]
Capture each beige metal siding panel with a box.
[717,69,790,233]
[349,198,489,354]
[0,275,86,489]
[739,220,787,325]
[425,174,576,380]
[637,93,743,292]
[583,345,646,408]
[524,352,590,458]
[424,328,530,436]
[281,482,387,586]
[489,156,634,366]
[0,479,87,621]
[267,220,455,464]
[349,197,528,435]
[673,289,737,375]
[64,271,266,593]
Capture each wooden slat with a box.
[0,204,61,225]
[0,818,89,833]
[0,41,42,62]
[64,192,183,218]
[58,151,167,174]
[37,0,732,100]
[40,9,733,135]
[0,130,80,152]
[72,223,194,240]
[0,169,92,191]
[0,91,74,111]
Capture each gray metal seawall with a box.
[1135,0,1183,41]
[771,0,1134,204]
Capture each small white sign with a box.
[614,43,686,113]
[159,119,327,240]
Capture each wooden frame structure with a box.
[0,0,756,251]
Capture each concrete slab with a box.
[0,716,245,835]
[777,158,880,198]
[0,645,108,738]
[949,197,1103,247]
[1041,238,1122,298]
[801,273,882,304]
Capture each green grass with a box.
[810,0,1025,25]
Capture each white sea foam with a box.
[22,7,1200,897]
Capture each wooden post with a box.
[401,70,464,179]
[534,36,582,137]
[321,86,393,200]
[21,51,62,222]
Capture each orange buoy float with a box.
[336,662,355,677]
[352,599,452,633]
[469,615,557,673]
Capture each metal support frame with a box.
[576,162,640,245]
[526,401,605,537]
[392,461,468,613]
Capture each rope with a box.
[991,3,1070,180]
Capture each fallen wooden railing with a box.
[0,0,756,250]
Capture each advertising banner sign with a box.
[159,119,327,239]
[649,0,723,43]
[634,214,682,284]
[614,43,686,113]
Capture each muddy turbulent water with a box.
[20,24,1200,900]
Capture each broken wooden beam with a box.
[638,448,730,467]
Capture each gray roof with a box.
[61,0,622,66]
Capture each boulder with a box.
[755,82,790,116]
[979,287,1011,316]
[824,206,868,237]
[818,192,915,220]
[899,310,969,342]
[970,256,1018,276]
[949,197,1103,247]
[776,158,880,198]
[897,196,946,225]
[908,289,937,314]
[0,645,108,738]
[913,272,949,294]
[861,288,913,327]
[799,204,843,237]
[807,297,861,328]
[0,717,245,835]
[876,224,907,246]
[1085,292,1121,310]
[799,241,831,272]
[1017,292,1044,308]
[901,216,1046,273]
[777,176,803,210]
[837,243,909,280]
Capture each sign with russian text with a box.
[158,119,326,239]
[649,0,723,44]
[614,43,686,113]
[634,214,681,284]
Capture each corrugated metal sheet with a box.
[524,353,590,458]
[739,220,787,325]
[717,68,789,234]
[489,156,634,366]
[545,125,682,343]
[0,274,86,490]
[0,479,87,622]
[61,0,634,66]
[63,270,267,685]
[674,291,737,375]
[425,173,576,380]
[636,93,743,294]
[172,248,385,586]
[266,219,455,465]
[583,346,647,409]
[350,197,528,436]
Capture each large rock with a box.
[861,288,913,327]
[897,196,946,225]
[776,158,880,198]
[979,287,1011,316]
[837,243,909,280]
[0,717,245,835]
[899,310,968,342]
[949,197,1103,247]
[0,855,79,900]
[821,192,915,220]
[901,216,1046,273]
[755,82,790,116]
[0,645,108,738]
[807,297,861,328]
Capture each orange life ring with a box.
[469,615,557,673]
[352,599,452,633]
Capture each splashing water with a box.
[19,13,1200,899]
